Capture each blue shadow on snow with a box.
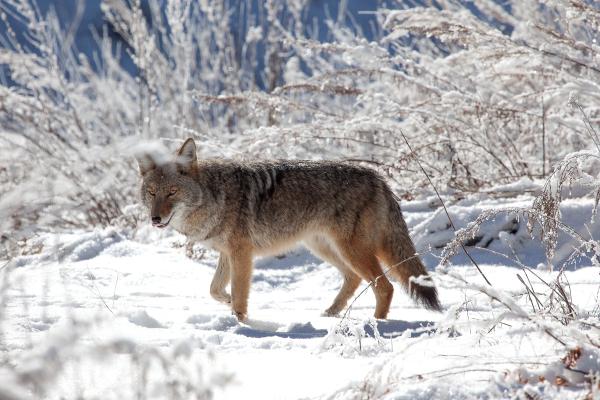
[233,319,436,339]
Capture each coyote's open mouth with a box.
[153,214,173,228]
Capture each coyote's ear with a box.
[136,153,156,176]
[176,138,197,173]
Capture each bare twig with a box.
[399,129,492,286]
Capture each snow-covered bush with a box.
[0,312,232,399]
[2,0,599,250]
[0,0,308,251]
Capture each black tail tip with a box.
[413,284,442,312]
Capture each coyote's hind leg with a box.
[305,238,361,317]
[334,238,393,319]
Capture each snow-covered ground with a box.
[2,193,600,399]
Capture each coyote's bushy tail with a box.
[384,197,442,311]
[397,256,441,311]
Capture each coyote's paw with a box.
[232,310,247,322]
[321,307,341,317]
[210,291,232,304]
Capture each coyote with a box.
[136,138,440,321]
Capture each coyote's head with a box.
[135,138,200,229]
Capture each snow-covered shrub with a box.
[430,142,600,395]
[0,0,296,254]
[1,312,232,399]
[238,0,600,189]
[2,0,599,250]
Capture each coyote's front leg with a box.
[210,254,231,304]
[229,246,253,322]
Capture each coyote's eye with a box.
[168,187,178,196]
[147,188,156,196]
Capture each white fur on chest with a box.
[168,206,188,233]
[171,207,222,248]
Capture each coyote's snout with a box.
[136,138,441,321]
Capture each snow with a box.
[3,194,600,399]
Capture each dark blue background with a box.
[0,1,513,87]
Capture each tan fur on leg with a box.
[305,237,361,316]
[229,243,253,321]
[210,254,231,304]
[325,273,361,316]
[334,238,393,319]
